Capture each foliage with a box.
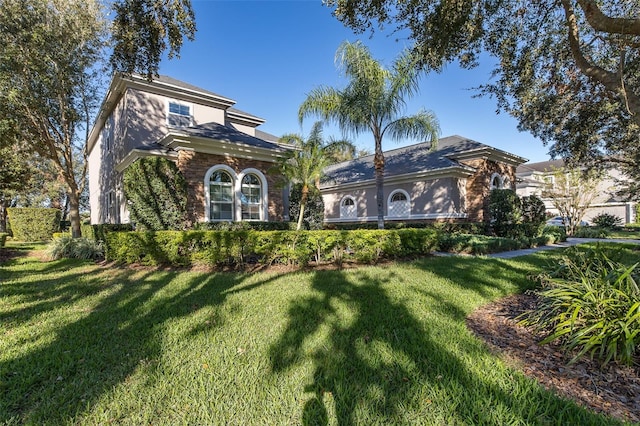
[573,227,609,239]
[299,40,440,229]
[110,0,196,79]
[274,122,348,230]
[46,235,103,260]
[0,232,6,247]
[542,167,601,236]
[522,245,640,366]
[288,183,324,230]
[488,189,522,238]
[6,208,61,241]
[437,233,523,255]
[123,157,189,231]
[103,229,441,267]
[521,195,547,237]
[591,213,623,229]
[0,0,107,238]
[541,225,568,243]
[325,0,640,199]
[193,221,295,231]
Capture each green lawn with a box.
[0,244,631,425]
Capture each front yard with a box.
[0,243,633,425]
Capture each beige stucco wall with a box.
[322,177,466,221]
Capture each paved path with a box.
[487,237,640,259]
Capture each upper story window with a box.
[168,101,191,127]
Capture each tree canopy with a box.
[325,0,640,200]
[299,41,439,229]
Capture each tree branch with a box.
[562,0,640,125]
[576,0,640,36]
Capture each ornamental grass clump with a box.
[522,245,640,366]
[47,235,103,261]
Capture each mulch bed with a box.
[467,294,640,423]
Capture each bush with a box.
[47,235,103,260]
[0,232,7,248]
[573,227,609,238]
[488,189,522,238]
[123,157,189,230]
[194,221,295,231]
[7,208,61,241]
[521,245,640,366]
[521,195,547,237]
[103,228,441,268]
[591,213,623,229]
[437,233,522,255]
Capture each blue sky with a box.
[159,0,552,163]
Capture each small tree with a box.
[123,157,188,230]
[488,189,522,238]
[521,195,547,237]
[542,167,601,236]
[289,183,324,230]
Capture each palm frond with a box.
[384,110,440,145]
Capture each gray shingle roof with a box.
[179,122,285,151]
[516,159,564,174]
[322,135,503,186]
[155,75,231,100]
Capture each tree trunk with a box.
[0,199,7,233]
[68,183,82,238]
[374,150,385,229]
[297,184,309,231]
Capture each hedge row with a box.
[104,229,441,267]
[6,208,61,241]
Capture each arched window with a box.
[490,173,504,190]
[387,190,410,218]
[340,196,357,219]
[241,173,262,220]
[209,169,234,221]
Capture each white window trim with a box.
[340,195,357,219]
[490,172,504,190]
[387,189,411,218]
[167,99,193,128]
[204,165,237,222]
[237,168,269,221]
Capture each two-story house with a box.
[87,73,290,225]
[516,160,637,224]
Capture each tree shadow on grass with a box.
[269,267,623,425]
[0,260,283,424]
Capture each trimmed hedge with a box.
[7,208,61,241]
[104,229,441,267]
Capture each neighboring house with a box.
[516,160,637,224]
[320,136,527,224]
[87,73,291,225]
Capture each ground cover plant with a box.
[0,244,630,425]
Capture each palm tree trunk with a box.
[374,150,385,229]
[297,184,309,231]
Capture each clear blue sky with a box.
[159,0,552,163]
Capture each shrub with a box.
[103,228,441,268]
[47,235,103,260]
[0,232,7,247]
[123,157,189,230]
[521,195,547,237]
[289,183,324,230]
[7,208,61,241]
[573,227,609,238]
[522,245,640,366]
[488,189,522,238]
[437,233,521,255]
[591,213,623,229]
[194,221,295,231]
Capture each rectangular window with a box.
[168,102,191,127]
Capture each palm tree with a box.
[299,41,440,229]
[276,121,354,230]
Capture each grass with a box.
[0,242,633,425]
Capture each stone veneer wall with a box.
[460,158,516,222]
[176,151,284,223]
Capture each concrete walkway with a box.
[487,237,640,259]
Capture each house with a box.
[320,136,528,224]
[516,160,637,224]
[87,73,291,225]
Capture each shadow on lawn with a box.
[270,263,620,425]
[0,258,279,424]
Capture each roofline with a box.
[320,165,476,191]
[446,146,528,166]
[114,147,179,173]
[87,73,240,154]
[158,130,289,163]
